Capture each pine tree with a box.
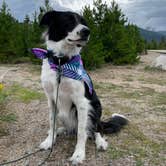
[38,0,53,22]
[82,0,141,66]
[0,0,17,62]
[159,36,166,49]
[82,4,104,69]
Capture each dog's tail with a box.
[100,113,128,134]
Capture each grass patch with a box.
[136,159,144,166]
[115,88,159,102]
[111,103,133,114]
[141,87,155,95]
[123,75,134,82]
[150,92,166,106]
[94,82,123,91]
[0,85,9,114]
[108,145,125,160]
[108,124,165,165]
[103,107,112,116]
[95,82,156,101]
[116,90,142,99]
[144,65,165,72]
[94,82,124,99]
[0,86,11,136]
[124,77,134,82]
[0,83,43,136]
[154,92,166,105]
[138,76,166,86]
[0,113,17,122]
[8,84,44,103]
[0,89,8,109]
[153,106,166,114]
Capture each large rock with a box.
[152,54,166,70]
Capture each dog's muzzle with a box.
[79,28,90,41]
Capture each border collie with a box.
[38,11,128,165]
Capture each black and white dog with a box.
[39,11,128,164]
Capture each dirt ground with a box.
[0,52,165,166]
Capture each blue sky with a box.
[0,0,166,31]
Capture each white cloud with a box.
[116,0,166,31]
[50,0,112,11]
[1,0,166,31]
[49,0,166,31]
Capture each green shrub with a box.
[0,0,145,68]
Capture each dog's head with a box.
[40,11,90,49]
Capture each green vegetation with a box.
[0,83,44,104]
[146,36,166,50]
[153,92,166,105]
[82,0,145,68]
[8,84,44,103]
[0,0,146,69]
[0,83,44,136]
[108,125,165,165]
[0,85,17,136]
[94,82,121,90]
[0,113,17,122]
[94,73,166,165]
[0,0,50,64]
[0,84,8,110]
[144,65,166,72]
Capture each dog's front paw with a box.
[39,136,53,150]
[96,138,108,150]
[69,150,85,165]
[96,137,108,150]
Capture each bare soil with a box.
[0,52,165,166]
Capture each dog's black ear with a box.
[40,11,57,27]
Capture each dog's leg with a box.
[95,132,108,150]
[40,98,57,150]
[70,99,88,164]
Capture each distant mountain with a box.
[138,28,165,42]
[158,31,166,36]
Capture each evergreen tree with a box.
[38,0,53,22]
[82,4,104,69]
[151,39,158,49]
[82,0,142,66]
[159,36,166,49]
[0,0,17,62]
[22,15,31,56]
[0,0,145,66]
[127,24,145,54]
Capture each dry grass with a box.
[0,83,44,136]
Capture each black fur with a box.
[84,80,128,135]
[40,11,87,41]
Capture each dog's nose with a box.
[80,28,90,38]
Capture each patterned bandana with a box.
[31,48,93,95]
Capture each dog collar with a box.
[31,48,93,95]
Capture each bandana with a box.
[31,48,93,95]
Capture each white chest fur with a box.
[41,59,86,117]
[41,59,85,96]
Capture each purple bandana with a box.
[31,48,93,94]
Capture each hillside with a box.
[158,31,166,36]
[139,28,166,42]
